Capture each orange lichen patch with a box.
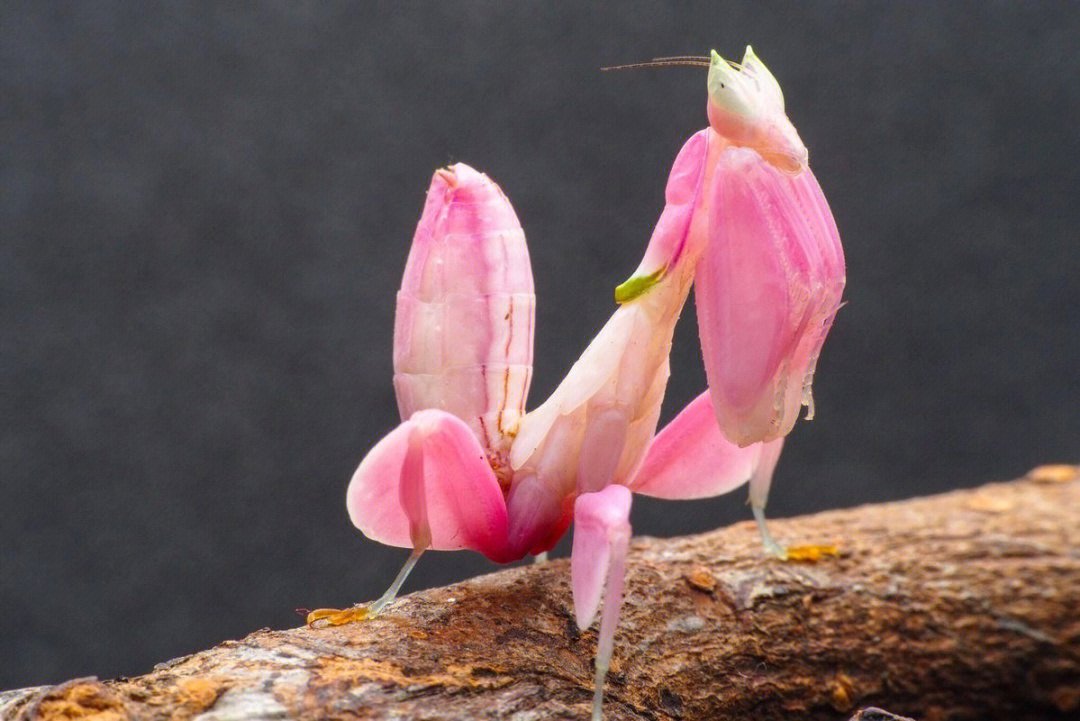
[1027,464,1079,484]
[966,493,1015,513]
[785,543,839,562]
[173,678,222,712]
[306,606,370,626]
[444,663,509,682]
[29,680,126,721]
[828,673,856,713]
[685,566,717,593]
[313,657,511,691]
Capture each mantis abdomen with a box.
[392,165,535,468]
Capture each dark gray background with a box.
[3,1,1078,690]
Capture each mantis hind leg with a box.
[752,503,789,560]
[749,439,836,562]
[749,439,789,559]
[752,502,837,562]
[307,546,426,626]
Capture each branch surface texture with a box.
[3,467,1079,721]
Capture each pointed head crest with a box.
[706,46,807,174]
[707,47,784,116]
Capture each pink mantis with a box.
[309,46,845,720]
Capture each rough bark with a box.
[3,466,1079,721]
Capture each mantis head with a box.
[707,46,807,174]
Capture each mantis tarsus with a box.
[310,46,846,720]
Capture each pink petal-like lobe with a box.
[629,390,767,499]
[345,409,508,559]
[695,148,845,446]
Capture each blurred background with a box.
[3,1,1078,690]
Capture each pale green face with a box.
[706,46,807,173]
[706,46,785,120]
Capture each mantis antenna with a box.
[600,55,710,72]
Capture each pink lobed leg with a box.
[312,410,512,626]
[345,409,509,558]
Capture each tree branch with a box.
[4,466,1079,720]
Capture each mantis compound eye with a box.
[706,49,761,120]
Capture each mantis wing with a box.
[695,148,845,447]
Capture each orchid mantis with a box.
[310,46,845,720]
